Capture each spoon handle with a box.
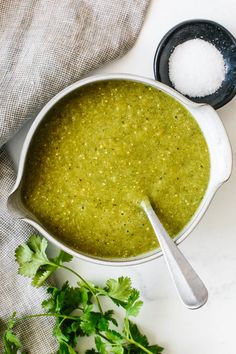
[141,200,208,309]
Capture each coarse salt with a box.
[168,39,226,98]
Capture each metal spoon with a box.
[141,198,208,309]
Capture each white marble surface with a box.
[6,0,236,353]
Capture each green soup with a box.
[22,80,210,258]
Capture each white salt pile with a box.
[168,39,226,98]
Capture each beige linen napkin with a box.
[0,0,149,352]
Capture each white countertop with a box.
[6,0,236,353]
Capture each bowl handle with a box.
[191,103,232,186]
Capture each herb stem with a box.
[126,338,153,354]
[98,331,153,354]
[20,313,79,321]
[59,265,89,286]
[98,332,113,343]
[123,318,153,354]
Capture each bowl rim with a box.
[7,73,233,266]
[153,19,236,110]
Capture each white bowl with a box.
[7,73,232,266]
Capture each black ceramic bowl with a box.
[154,19,236,109]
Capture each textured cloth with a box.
[0,0,149,146]
[0,147,57,352]
[0,0,149,352]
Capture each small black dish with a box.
[153,19,236,109]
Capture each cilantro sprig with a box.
[2,235,164,354]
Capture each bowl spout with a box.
[7,188,26,219]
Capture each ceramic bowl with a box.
[7,73,232,266]
[153,19,236,109]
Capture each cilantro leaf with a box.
[128,322,164,353]
[95,336,107,354]
[147,345,165,354]
[3,312,23,354]
[80,307,106,335]
[80,308,118,336]
[52,250,73,265]
[103,310,118,327]
[51,312,80,352]
[129,321,149,347]
[42,282,84,315]
[3,331,22,354]
[31,266,56,287]
[54,325,70,343]
[54,316,82,352]
[15,235,50,277]
[105,277,133,302]
[111,346,124,354]
[57,341,78,354]
[125,289,143,317]
[15,235,73,288]
[104,330,123,343]
[95,332,124,354]
[104,281,143,318]
[15,235,55,287]
[80,286,90,308]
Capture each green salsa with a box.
[22,80,210,258]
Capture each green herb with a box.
[2,235,164,354]
[2,312,24,354]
